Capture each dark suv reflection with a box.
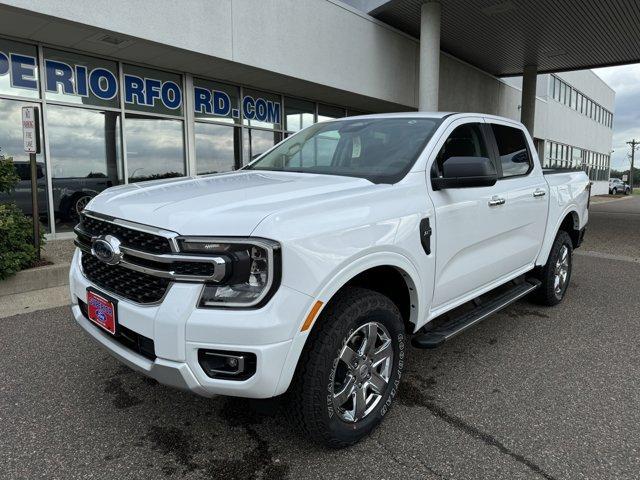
[0,161,114,227]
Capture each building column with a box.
[419,1,441,111]
[521,65,537,134]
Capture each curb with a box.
[0,262,70,297]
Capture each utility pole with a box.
[627,139,638,193]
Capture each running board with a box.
[412,278,541,349]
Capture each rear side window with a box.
[490,124,532,177]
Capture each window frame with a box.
[429,120,498,181]
[484,122,534,180]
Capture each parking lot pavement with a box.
[581,195,640,260]
[2,202,639,480]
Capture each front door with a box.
[427,118,536,310]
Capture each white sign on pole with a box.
[22,106,39,154]
[623,174,628,182]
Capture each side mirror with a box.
[431,156,498,190]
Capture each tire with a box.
[65,193,93,223]
[625,188,630,195]
[288,287,406,448]
[534,230,573,306]
[612,188,617,195]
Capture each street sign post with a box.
[22,106,41,259]
[623,174,628,182]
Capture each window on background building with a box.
[122,64,186,182]
[318,104,345,122]
[242,88,282,130]
[560,82,566,105]
[0,38,39,99]
[47,105,122,231]
[125,115,185,182]
[571,89,577,109]
[193,78,240,125]
[490,124,531,177]
[284,97,314,133]
[194,122,240,174]
[0,98,50,232]
[243,129,282,163]
[572,147,582,170]
[43,49,119,109]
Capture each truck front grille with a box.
[79,214,172,254]
[81,253,170,304]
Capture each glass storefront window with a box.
[318,104,345,122]
[243,129,282,164]
[125,114,185,182]
[44,48,119,109]
[0,38,39,99]
[47,105,122,231]
[0,98,50,231]
[123,65,183,117]
[195,122,240,174]
[242,88,281,130]
[285,97,314,132]
[194,78,240,125]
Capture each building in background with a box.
[0,0,615,238]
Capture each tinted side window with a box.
[490,124,532,177]
[432,123,489,176]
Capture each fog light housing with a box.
[198,349,257,380]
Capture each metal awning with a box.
[354,0,640,76]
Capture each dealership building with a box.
[0,0,617,239]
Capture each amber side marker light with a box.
[301,301,324,332]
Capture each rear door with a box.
[485,119,548,270]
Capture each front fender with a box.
[273,250,424,396]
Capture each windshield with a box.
[245,117,442,183]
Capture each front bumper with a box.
[69,249,313,398]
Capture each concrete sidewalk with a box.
[0,239,74,318]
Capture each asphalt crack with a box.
[400,376,558,480]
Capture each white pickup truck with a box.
[70,112,589,447]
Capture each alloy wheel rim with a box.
[553,245,570,297]
[331,321,394,423]
[73,195,92,220]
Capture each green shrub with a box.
[0,203,40,280]
[0,157,20,192]
[0,158,44,280]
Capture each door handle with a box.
[488,196,506,206]
[533,189,546,197]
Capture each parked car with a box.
[70,113,589,447]
[609,178,631,195]
[0,161,114,222]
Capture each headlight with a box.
[178,237,281,308]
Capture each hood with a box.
[86,170,375,235]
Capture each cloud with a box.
[593,65,640,171]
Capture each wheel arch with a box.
[273,253,423,396]
[536,208,582,267]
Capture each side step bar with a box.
[412,278,541,349]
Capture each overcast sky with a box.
[593,64,640,171]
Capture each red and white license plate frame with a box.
[86,288,118,335]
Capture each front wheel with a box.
[534,230,573,306]
[612,188,618,195]
[288,287,406,448]
[625,188,630,195]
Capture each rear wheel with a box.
[612,187,618,195]
[625,188,630,195]
[534,230,573,306]
[288,287,406,447]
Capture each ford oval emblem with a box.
[91,235,123,265]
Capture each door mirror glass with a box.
[431,156,497,190]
